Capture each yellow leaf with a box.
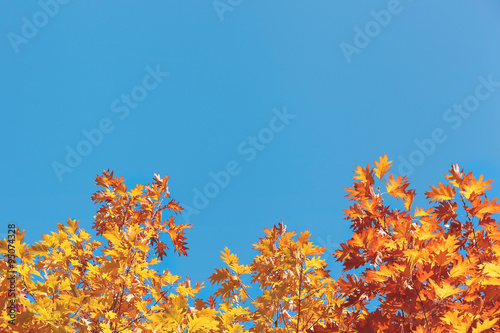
[425,182,455,202]
[385,174,409,200]
[187,315,218,332]
[79,229,91,241]
[429,280,461,300]
[105,311,117,320]
[100,323,113,333]
[481,262,500,278]
[365,265,394,282]
[449,260,473,279]
[305,256,325,271]
[103,225,123,247]
[30,242,49,257]
[374,154,392,179]
[461,174,492,199]
[220,247,238,268]
[352,165,374,184]
[414,206,431,217]
[129,185,144,198]
[473,317,499,333]
[441,311,471,333]
[86,263,100,277]
[227,324,247,333]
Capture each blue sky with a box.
[1,0,500,299]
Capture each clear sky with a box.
[1,1,500,300]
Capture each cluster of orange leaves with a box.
[1,156,500,332]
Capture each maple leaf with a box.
[208,267,231,285]
[365,264,394,282]
[103,224,123,247]
[467,197,500,219]
[429,280,461,300]
[472,317,499,333]
[403,189,416,210]
[220,247,249,275]
[154,240,169,260]
[165,215,192,256]
[445,163,463,188]
[207,295,217,309]
[414,206,432,217]
[305,256,326,271]
[129,185,144,198]
[374,154,392,179]
[432,201,458,223]
[187,315,218,332]
[352,164,375,185]
[481,262,500,278]
[385,174,410,200]
[345,181,377,201]
[441,311,472,332]
[460,174,493,199]
[167,199,184,214]
[425,182,455,202]
[449,258,474,279]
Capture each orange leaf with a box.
[460,174,493,199]
[385,174,410,200]
[425,182,455,202]
[352,164,374,185]
[374,154,392,179]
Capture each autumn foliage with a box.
[1,156,500,332]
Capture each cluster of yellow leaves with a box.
[0,171,210,333]
[1,157,500,332]
[208,223,347,332]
